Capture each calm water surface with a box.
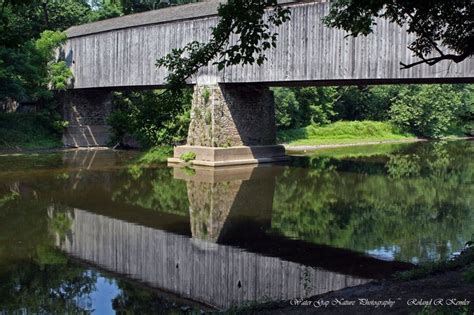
[0,140,472,313]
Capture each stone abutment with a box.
[61,89,114,147]
[168,84,288,166]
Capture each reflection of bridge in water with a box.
[51,152,412,308]
[59,208,368,309]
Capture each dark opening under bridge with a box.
[62,0,474,165]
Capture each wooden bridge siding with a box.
[66,2,473,89]
[59,209,368,308]
[66,16,216,89]
[223,3,472,83]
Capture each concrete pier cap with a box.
[168,82,289,167]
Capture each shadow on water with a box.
[0,139,472,311]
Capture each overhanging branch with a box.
[400,51,471,69]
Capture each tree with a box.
[389,85,464,138]
[0,0,89,101]
[157,0,290,89]
[158,0,473,86]
[108,89,193,146]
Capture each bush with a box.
[273,87,336,129]
[274,84,473,138]
[108,89,192,148]
[389,85,464,138]
[0,113,62,149]
[180,151,196,162]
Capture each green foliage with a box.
[112,163,190,216]
[35,31,66,61]
[417,305,471,315]
[137,146,173,163]
[0,29,71,101]
[296,87,337,125]
[273,87,301,129]
[273,141,474,263]
[333,85,399,121]
[0,190,19,208]
[36,31,72,91]
[325,0,473,68]
[396,247,474,281]
[274,84,473,139]
[87,0,123,21]
[36,245,67,266]
[278,120,414,146]
[108,89,192,147]
[0,113,62,149]
[0,1,89,100]
[389,85,464,138]
[180,151,196,162]
[114,0,197,14]
[157,0,290,89]
[49,62,72,90]
[202,87,211,104]
[273,87,337,129]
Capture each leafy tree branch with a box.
[156,0,290,89]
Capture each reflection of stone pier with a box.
[173,165,279,242]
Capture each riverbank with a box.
[277,121,418,147]
[226,248,474,314]
[284,138,427,153]
[243,268,474,315]
[0,113,62,150]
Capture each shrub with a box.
[180,151,196,162]
[0,113,62,149]
[108,89,192,148]
[389,85,464,138]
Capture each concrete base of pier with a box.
[168,145,288,167]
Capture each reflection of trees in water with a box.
[112,280,202,314]
[0,199,197,314]
[47,204,74,246]
[273,141,474,262]
[0,198,97,313]
[0,257,98,314]
[112,165,189,216]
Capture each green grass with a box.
[0,113,62,150]
[135,146,173,164]
[394,246,474,281]
[308,142,412,159]
[278,120,417,146]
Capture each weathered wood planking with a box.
[58,209,369,309]
[65,2,474,89]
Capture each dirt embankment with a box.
[242,268,474,315]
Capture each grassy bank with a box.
[133,146,173,165]
[278,121,417,146]
[0,113,62,150]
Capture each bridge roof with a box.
[66,0,296,38]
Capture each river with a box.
[0,140,472,313]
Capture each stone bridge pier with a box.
[60,89,114,147]
[168,83,288,166]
